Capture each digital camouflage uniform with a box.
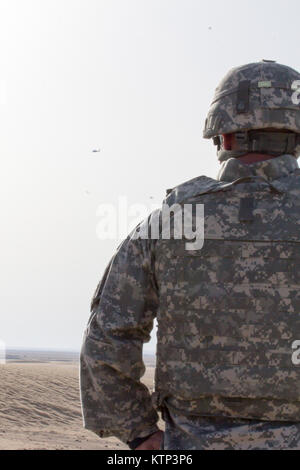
[80,61,300,449]
[163,407,300,450]
[80,154,300,450]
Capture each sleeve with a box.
[80,220,160,444]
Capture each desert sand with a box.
[0,351,161,450]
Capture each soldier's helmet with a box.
[203,60,300,139]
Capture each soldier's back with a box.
[153,156,300,449]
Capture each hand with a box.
[135,431,164,450]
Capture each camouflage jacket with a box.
[80,154,300,443]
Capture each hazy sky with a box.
[1,0,300,353]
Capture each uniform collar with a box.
[217,154,299,183]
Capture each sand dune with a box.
[0,354,158,450]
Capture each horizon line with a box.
[6,347,156,355]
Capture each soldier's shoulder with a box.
[164,175,227,205]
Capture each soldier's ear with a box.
[222,133,233,150]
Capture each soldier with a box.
[80,60,300,450]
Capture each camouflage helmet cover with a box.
[203,60,300,139]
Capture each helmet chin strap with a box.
[216,131,300,162]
